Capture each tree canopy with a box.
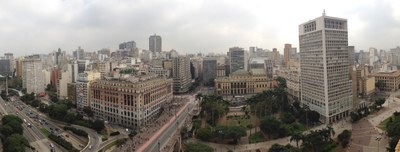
[185,142,214,152]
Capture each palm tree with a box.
[290,132,304,148]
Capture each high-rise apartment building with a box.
[284,44,292,66]
[172,56,192,93]
[299,13,352,123]
[89,74,173,128]
[22,57,45,94]
[76,71,101,110]
[228,47,248,73]
[149,34,162,53]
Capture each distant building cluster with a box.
[3,13,400,131]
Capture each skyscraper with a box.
[22,56,45,94]
[202,58,217,85]
[284,44,292,66]
[228,47,248,73]
[299,13,352,124]
[172,56,192,93]
[149,34,162,53]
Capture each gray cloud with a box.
[0,0,399,56]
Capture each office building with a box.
[299,13,352,123]
[228,47,248,73]
[172,56,192,93]
[90,74,173,129]
[149,34,162,53]
[202,58,217,85]
[22,57,45,94]
[284,44,292,67]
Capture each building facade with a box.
[172,56,192,93]
[284,44,292,67]
[89,74,173,129]
[369,70,400,92]
[22,58,45,94]
[76,71,101,110]
[202,58,217,85]
[299,14,352,124]
[215,69,273,97]
[228,47,248,73]
[149,34,162,53]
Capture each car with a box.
[50,128,53,130]
[65,134,69,137]
[79,144,83,147]
[55,128,60,131]
[50,143,54,148]
[89,145,92,149]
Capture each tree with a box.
[338,130,352,148]
[83,106,94,117]
[260,116,282,138]
[64,112,78,123]
[196,126,212,141]
[307,110,320,125]
[5,134,29,152]
[2,115,23,125]
[180,127,189,140]
[280,112,296,124]
[268,144,298,152]
[31,99,41,108]
[185,142,214,152]
[48,103,68,120]
[301,127,336,152]
[374,98,385,108]
[350,112,361,122]
[375,80,385,91]
[215,126,247,144]
[290,132,304,148]
[92,119,105,132]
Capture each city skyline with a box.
[1,0,400,56]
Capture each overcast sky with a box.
[1,0,400,57]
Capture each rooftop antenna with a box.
[323,9,326,16]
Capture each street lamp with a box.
[376,136,382,152]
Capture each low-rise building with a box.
[215,69,273,97]
[89,74,173,129]
[369,70,400,92]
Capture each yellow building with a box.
[369,70,400,92]
[215,69,273,96]
[354,66,375,97]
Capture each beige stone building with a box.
[353,66,375,98]
[89,74,173,129]
[215,69,273,97]
[369,70,400,92]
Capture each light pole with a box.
[376,136,382,152]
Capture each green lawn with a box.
[40,128,50,137]
[219,115,259,128]
[378,116,392,131]
[249,132,265,143]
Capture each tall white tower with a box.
[299,14,352,124]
